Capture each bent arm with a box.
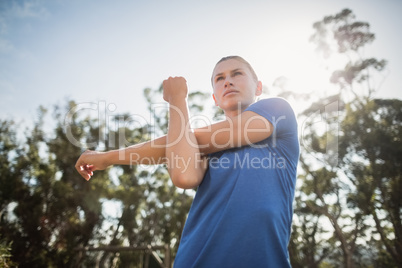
[162,76,207,189]
[165,97,207,189]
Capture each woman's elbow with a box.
[170,171,202,189]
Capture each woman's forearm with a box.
[165,97,205,188]
[75,108,272,180]
[103,109,273,167]
[104,135,167,166]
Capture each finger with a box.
[76,164,92,180]
[75,163,85,177]
[84,164,96,173]
[83,170,92,181]
[83,164,94,177]
[86,164,95,170]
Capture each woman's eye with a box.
[216,76,224,82]
[234,71,242,76]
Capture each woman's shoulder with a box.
[249,97,293,112]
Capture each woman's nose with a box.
[224,78,233,87]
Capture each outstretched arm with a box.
[75,135,167,181]
[76,93,274,184]
[76,110,273,182]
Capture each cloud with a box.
[0,0,49,52]
[0,38,15,54]
[2,0,49,20]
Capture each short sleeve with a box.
[245,97,297,137]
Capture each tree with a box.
[309,8,387,103]
[290,8,400,268]
[341,99,402,267]
[0,103,112,267]
[0,80,211,267]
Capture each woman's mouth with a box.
[223,90,239,97]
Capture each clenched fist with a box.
[162,76,188,103]
[75,150,109,181]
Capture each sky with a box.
[1,0,401,126]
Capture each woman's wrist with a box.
[103,150,117,167]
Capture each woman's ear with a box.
[255,81,263,96]
[212,94,219,106]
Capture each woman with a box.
[76,56,299,267]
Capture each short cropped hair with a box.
[211,56,258,85]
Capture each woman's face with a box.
[212,59,262,117]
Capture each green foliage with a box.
[0,7,400,268]
[0,83,211,266]
[290,8,401,268]
[310,8,375,58]
[310,8,387,101]
[341,99,402,267]
[330,58,387,88]
[0,238,15,268]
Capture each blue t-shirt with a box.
[173,98,300,268]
